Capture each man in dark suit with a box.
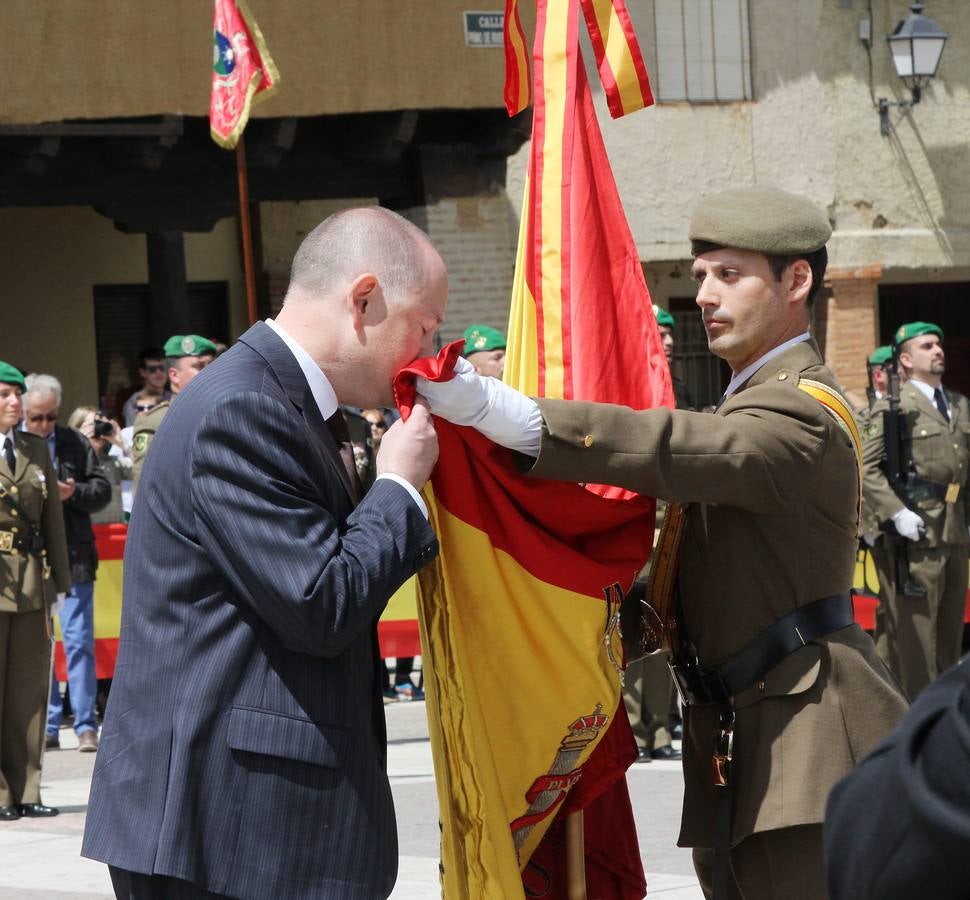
[825,654,970,900]
[82,207,446,900]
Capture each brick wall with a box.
[403,194,517,347]
[823,265,882,394]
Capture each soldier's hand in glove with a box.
[892,507,925,542]
[416,357,542,456]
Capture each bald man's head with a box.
[287,207,433,306]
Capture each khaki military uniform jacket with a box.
[131,399,169,493]
[528,340,906,847]
[0,431,71,612]
[862,384,970,548]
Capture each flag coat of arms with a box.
[409,1,672,897]
[209,0,279,149]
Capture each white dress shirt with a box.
[265,318,428,517]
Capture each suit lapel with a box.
[301,392,357,506]
[239,322,357,508]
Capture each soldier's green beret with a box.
[163,334,218,358]
[653,305,675,330]
[868,345,893,366]
[463,325,506,356]
[0,361,26,390]
[689,186,832,257]
[893,321,943,348]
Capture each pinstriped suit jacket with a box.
[81,322,438,900]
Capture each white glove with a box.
[416,357,542,455]
[51,592,66,618]
[892,507,925,542]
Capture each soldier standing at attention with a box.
[418,186,908,899]
[861,322,970,700]
[0,362,71,820]
[131,335,217,493]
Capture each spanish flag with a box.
[409,1,669,897]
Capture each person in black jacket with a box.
[825,654,970,899]
[22,375,110,752]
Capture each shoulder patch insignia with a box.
[133,432,149,455]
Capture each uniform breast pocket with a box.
[910,423,944,463]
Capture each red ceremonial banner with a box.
[209,0,279,149]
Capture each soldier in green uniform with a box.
[462,324,506,379]
[654,304,695,410]
[0,361,71,820]
[418,186,908,899]
[131,335,217,493]
[858,344,895,664]
[861,322,970,700]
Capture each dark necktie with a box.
[934,387,950,423]
[325,410,363,503]
[2,436,14,474]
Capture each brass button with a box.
[583,434,594,448]
[10,527,17,533]
[8,485,17,494]
[9,509,16,517]
[758,680,766,691]
[778,373,788,381]
[10,549,17,556]
[920,429,927,436]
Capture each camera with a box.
[94,417,115,438]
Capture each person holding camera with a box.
[22,375,110,752]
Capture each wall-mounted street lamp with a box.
[876,4,948,136]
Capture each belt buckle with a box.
[713,710,735,788]
[0,531,12,552]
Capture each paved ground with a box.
[0,703,701,899]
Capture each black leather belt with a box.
[670,592,855,706]
[0,528,45,558]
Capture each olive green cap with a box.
[163,334,219,358]
[893,321,943,348]
[0,361,25,390]
[689,186,832,257]
[653,304,675,330]
[868,345,893,366]
[463,325,506,356]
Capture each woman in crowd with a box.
[0,361,70,820]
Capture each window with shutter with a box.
[654,0,752,103]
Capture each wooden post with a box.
[565,809,587,900]
[235,136,259,326]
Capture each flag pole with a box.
[565,810,587,900]
[235,135,259,326]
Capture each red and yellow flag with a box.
[406,2,670,896]
[209,0,279,149]
[396,347,654,899]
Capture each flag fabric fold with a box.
[209,0,279,149]
[395,346,653,899]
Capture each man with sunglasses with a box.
[121,349,170,428]
[131,335,217,494]
[22,374,111,754]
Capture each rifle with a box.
[879,358,927,599]
[865,358,876,410]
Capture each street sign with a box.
[464,11,504,47]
